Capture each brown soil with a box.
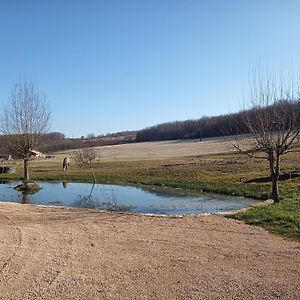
[0,202,299,300]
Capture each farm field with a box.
[55,137,235,161]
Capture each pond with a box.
[0,181,259,215]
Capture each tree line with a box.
[1,102,298,156]
[0,131,136,155]
[136,101,300,142]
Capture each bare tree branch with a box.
[73,147,99,184]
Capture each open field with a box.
[54,137,234,161]
[0,202,299,300]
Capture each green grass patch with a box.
[229,196,300,241]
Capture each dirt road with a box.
[0,202,299,300]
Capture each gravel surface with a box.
[0,202,299,300]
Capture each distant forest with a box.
[136,100,300,142]
[136,114,241,142]
[0,131,137,156]
[0,100,299,156]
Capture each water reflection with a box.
[73,194,98,209]
[20,192,31,204]
[0,180,9,184]
[18,184,41,204]
[140,186,195,198]
[72,184,134,212]
[62,181,69,189]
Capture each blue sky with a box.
[0,0,299,137]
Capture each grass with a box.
[230,195,300,241]
[1,147,299,240]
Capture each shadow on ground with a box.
[245,171,300,183]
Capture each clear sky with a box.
[0,0,299,137]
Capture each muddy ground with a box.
[0,202,299,300]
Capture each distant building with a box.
[29,150,46,159]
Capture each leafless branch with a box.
[73,147,99,183]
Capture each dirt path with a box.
[0,202,299,300]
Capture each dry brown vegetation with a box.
[52,138,234,161]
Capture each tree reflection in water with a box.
[73,184,134,212]
[73,194,98,209]
[72,182,97,209]
[20,192,31,204]
[99,186,120,211]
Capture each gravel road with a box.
[0,202,299,300]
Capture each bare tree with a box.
[73,147,99,184]
[233,72,300,203]
[1,80,51,181]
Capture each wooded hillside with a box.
[136,100,300,142]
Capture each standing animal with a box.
[63,157,70,171]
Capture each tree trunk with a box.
[271,172,280,203]
[24,158,29,181]
[268,152,280,203]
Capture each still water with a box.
[0,181,258,215]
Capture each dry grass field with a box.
[54,137,234,161]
